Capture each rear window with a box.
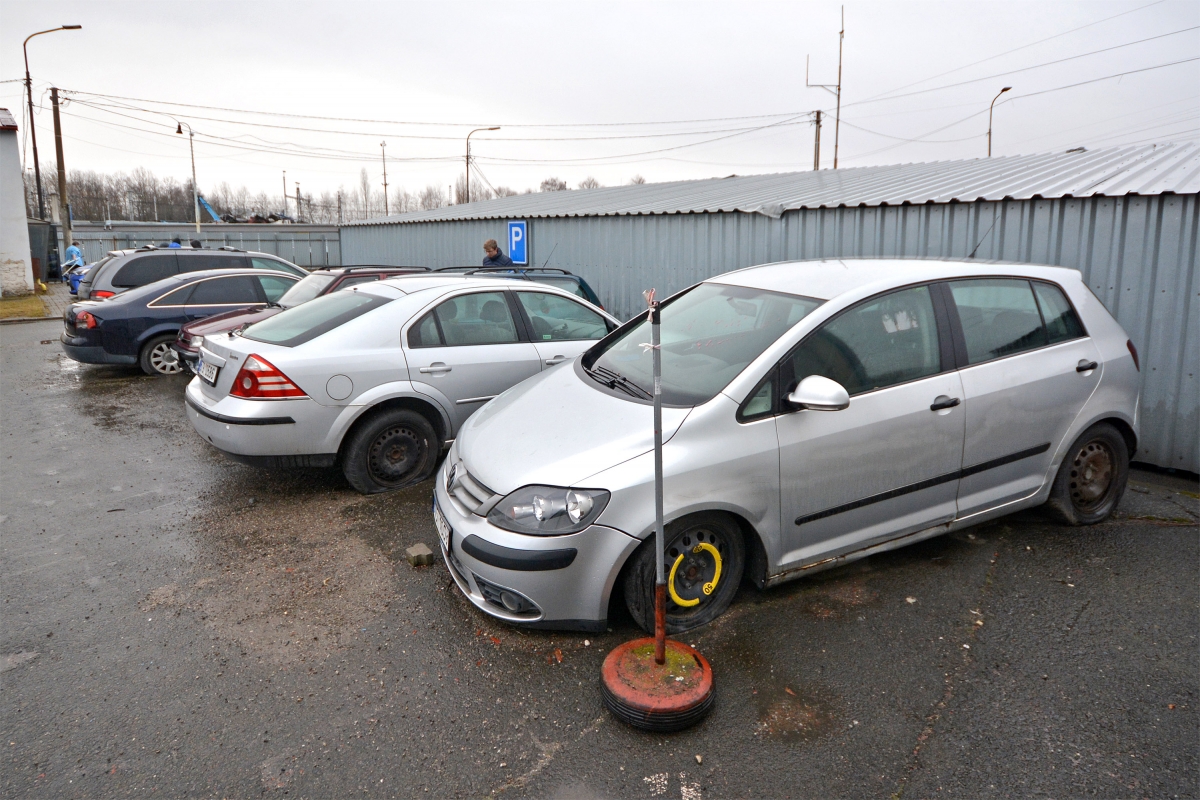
[243,291,391,347]
[278,273,336,307]
[111,254,178,287]
[536,276,589,300]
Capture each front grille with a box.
[445,460,500,516]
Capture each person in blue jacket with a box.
[169,237,182,248]
[482,239,513,267]
[64,241,84,268]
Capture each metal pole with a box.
[833,6,843,169]
[188,127,199,233]
[381,141,389,216]
[51,87,71,254]
[648,292,666,665]
[295,183,301,223]
[465,127,500,204]
[20,28,81,219]
[988,86,1012,158]
[282,171,288,218]
[813,110,822,170]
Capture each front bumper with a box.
[59,333,136,366]
[433,462,640,631]
[184,379,340,459]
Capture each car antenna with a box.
[539,242,559,269]
[968,213,1000,259]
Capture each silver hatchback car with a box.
[185,275,618,493]
[434,259,1141,633]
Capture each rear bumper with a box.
[59,333,136,366]
[185,379,342,457]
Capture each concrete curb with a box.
[0,316,53,326]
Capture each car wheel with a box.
[341,408,439,494]
[139,335,183,376]
[624,513,745,634]
[1045,422,1129,526]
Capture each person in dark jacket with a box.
[482,239,514,267]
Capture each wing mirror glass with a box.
[787,375,850,411]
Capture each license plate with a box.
[198,358,219,385]
[434,500,453,554]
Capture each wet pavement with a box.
[3,318,1197,799]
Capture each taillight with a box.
[229,355,307,399]
[92,290,115,299]
[1127,339,1139,371]
[75,311,97,329]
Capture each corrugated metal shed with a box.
[341,147,1198,473]
[350,143,1200,225]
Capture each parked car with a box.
[184,275,620,492]
[61,269,300,375]
[76,245,306,300]
[432,258,1141,633]
[435,267,604,309]
[172,265,429,371]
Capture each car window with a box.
[179,253,246,272]
[279,273,336,306]
[251,257,303,277]
[517,292,608,341]
[244,292,392,347]
[337,275,381,289]
[949,279,1048,365]
[790,285,941,396]
[154,284,195,307]
[535,276,589,300]
[739,371,776,422]
[257,275,295,303]
[187,275,261,306]
[1033,282,1085,345]
[433,291,519,346]
[408,311,442,348]
[587,283,823,406]
[111,254,178,287]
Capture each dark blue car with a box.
[60,268,300,376]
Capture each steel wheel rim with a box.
[1069,439,1115,512]
[150,343,181,375]
[367,424,422,485]
[664,526,729,613]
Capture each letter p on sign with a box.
[508,220,527,265]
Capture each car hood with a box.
[458,361,692,494]
[182,305,279,336]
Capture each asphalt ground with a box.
[2,318,1197,799]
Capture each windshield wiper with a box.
[587,365,652,400]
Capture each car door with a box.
[513,290,612,369]
[183,275,265,321]
[944,278,1102,518]
[775,284,965,567]
[404,290,541,430]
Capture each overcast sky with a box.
[3,0,1197,202]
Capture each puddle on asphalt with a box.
[753,682,839,741]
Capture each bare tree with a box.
[494,186,519,197]
[358,168,372,219]
[540,177,568,192]
[629,175,646,185]
[455,175,493,204]
[577,176,602,190]
[418,184,446,211]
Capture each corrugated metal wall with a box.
[65,223,341,267]
[342,194,1198,471]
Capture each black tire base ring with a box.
[366,424,424,487]
[601,679,715,732]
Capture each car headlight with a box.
[488,485,610,535]
[189,335,204,347]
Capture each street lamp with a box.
[174,120,201,234]
[988,86,1012,158]
[23,24,82,220]
[465,127,500,204]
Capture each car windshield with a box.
[278,273,336,307]
[584,282,823,406]
[242,291,391,347]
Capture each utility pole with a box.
[282,171,288,218]
[465,127,500,204]
[174,120,200,234]
[295,182,301,223]
[337,190,343,225]
[813,110,822,170]
[806,7,844,168]
[987,86,1012,158]
[380,141,389,216]
[51,87,71,252]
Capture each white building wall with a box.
[0,128,34,295]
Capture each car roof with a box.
[173,268,299,282]
[364,273,591,299]
[710,258,1084,301]
[313,265,429,275]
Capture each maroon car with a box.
[171,265,427,370]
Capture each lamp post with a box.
[174,120,200,233]
[988,87,1012,158]
[23,25,82,220]
[465,127,499,204]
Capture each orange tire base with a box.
[600,637,715,732]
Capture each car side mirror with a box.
[787,375,850,411]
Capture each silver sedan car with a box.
[434,259,1141,633]
[185,275,618,493]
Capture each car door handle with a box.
[930,396,960,411]
[545,355,568,365]
[419,363,452,374]
[1076,360,1098,373]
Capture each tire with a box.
[624,513,745,634]
[1045,422,1129,526]
[341,408,439,495]
[139,334,183,376]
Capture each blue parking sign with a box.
[508,220,527,265]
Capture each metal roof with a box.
[0,108,17,131]
[351,142,1200,226]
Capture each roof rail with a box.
[217,246,244,252]
[461,267,575,276]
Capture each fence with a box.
[63,222,341,268]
